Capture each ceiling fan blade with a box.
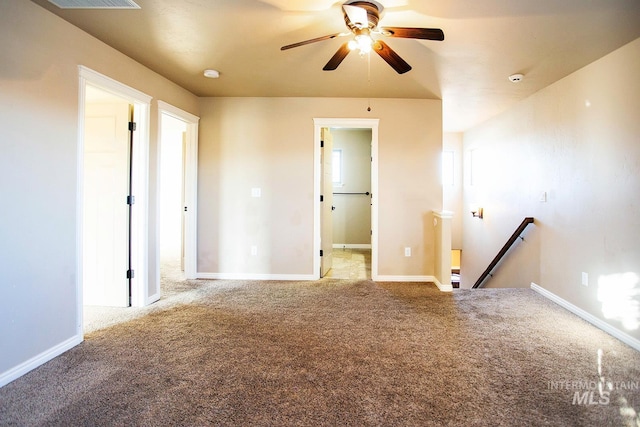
[281,33,342,50]
[323,42,351,71]
[381,27,444,41]
[343,4,369,28]
[373,40,412,74]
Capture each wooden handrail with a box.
[472,217,535,289]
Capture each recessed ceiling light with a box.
[47,0,140,8]
[203,69,220,79]
[508,73,524,83]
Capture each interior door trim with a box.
[312,118,379,280]
[77,65,152,327]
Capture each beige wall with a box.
[197,97,443,277]
[332,129,372,246]
[0,0,198,382]
[462,38,640,341]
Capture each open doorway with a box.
[156,101,199,295]
[327,128,373,280]
[313,118,379,280]
[78,67,152,334]
[159,113,187,283]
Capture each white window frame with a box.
[332,148,343,186]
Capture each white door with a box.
[83,93,131,307]
[320,127,334,277]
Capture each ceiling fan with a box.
[280,0,444,74]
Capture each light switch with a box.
[251,188,261,198]
[539,191,547,202]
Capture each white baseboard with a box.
[197,272,453,292]
[197,272,316,281]
[531,283,640,352]
[432,277,454,292]
[373,275,451,292]
[332,244,372,249]
[0,334,83,388]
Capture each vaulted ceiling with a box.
[31,0,640,132]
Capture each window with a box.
[332,149,342,185]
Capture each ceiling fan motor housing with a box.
[344,1,380,30]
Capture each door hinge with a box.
[320,140,324,148]
[128,121,136,131]
[320,249,323,257]
[184,206,188,212]
[127,195,135,205]
[126,269,135,279]
[320,195,324,202]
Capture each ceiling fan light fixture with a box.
[359,35,373,52]
[348,32,373,54]
[280,1,444,74]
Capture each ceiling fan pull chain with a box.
[367,52,372,112]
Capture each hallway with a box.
[324,248,371,280]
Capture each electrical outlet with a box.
[582,272,588,287]
[251,246,258,256]
[404,247,411,257]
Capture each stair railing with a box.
[472,217,535,289]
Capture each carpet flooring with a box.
[1,271,639,426]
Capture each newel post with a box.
[433,210,454,292]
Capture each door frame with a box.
[77,66,152,334]
[313,118,379,280]
[156,101,199,289]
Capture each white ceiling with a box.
[32,0,640,132]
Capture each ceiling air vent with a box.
[47,0,140,8]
